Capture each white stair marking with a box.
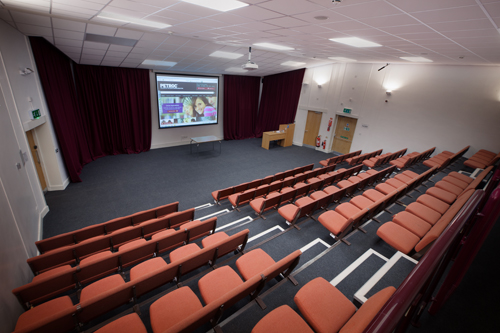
[330,249,389,286]
[198,209,230,221]
[215,216,253,232]
[248,226,285,243]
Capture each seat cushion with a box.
[393,211,432,238]
[350,195,375,210]
[394,174,413,184]
[130,257,168,281]
[441,176,468,189]
[323,186,341,195]
[406,202,441,225]
[340,287,396,333]
[250,197,265,213]
[95,313,147,333]
[426,187,457,205]
[198,266,243,305]
[80,274,125,302]
[201,232,229,248]
[363,189,385,202]
[337,180,353,189]
[448,171,473,184]
[357,172,371,179]
[169,243,201,262]
[150,286,203,333]
[463,159,486,169]
[278,204,300,222]
[181,220,202,230]
[402,170,419,179]
[15,296,74,331]
[295,196,314,208]
[32,265,73,283]
[385,178,406,189]
[377,222,420,254]
[251,305,314,333]
[416,194,450,214]
[366,169,378,176]
[119,238,147,252]
[318,211,351,235]
[435,180,464,196]
[336,202,361,219]
[375,183,398,195]
[79,250,114,265]
[294,277,356,333]
[310,191,328,200]
[151,228,176,240]
[236,248,276,281]
[348,176,362,184]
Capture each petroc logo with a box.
[160,83,180,89]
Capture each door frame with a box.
[302,110,323,148]
[329,112,359,154]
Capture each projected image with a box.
[156,74,219,128]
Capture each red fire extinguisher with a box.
[322,140,326,149]
[316,136,321,147]
[327,118,333,132]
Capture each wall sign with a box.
[343,108,352,114]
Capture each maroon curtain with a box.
[29,37,93,182]
[223,75,261,140]
[29,37,151,182]
[254,68,305,138]
[73,65,151,157]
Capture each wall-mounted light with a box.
[318,84,322,88]
[386,90,392,96]
[20,68,34,76]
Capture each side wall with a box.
[296,63,500,157]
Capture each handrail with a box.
[364,190,484,333]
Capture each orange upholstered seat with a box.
[362,189,385,202]
[385,178,406,189]
[323,185,341,195]
[295,196,314,207]
[310,191,328,200]
[375,183,398,195]
[426,187,457,205]
[198,266,244,305]
[394,174,413,184]
[236,248,276,281]
[149,286,203,333]
[350,195,375,210]
[151,228,176,240]
[376,222,420,254]
[201,232,229,248]
[15,296,75,331]
[130,257,168,281]
[32,265,73,283]
[278,204,300,223]
[79,250,114,265]
[337,180,353,189]
[393,211,432,238]
[336,202,361,219]
[252,305,314,333]
[416,194,450,214]
[318,210,352,235]
[118,238,147,252]
[80,274,126,302]
[435,180,464,196]
[95,313,147,333]
[169,243,201,262]
[448,171,473,184]
[441,176,468,189]
[402,170,419,179]
[406,202,441,225]
[294,277,356,333]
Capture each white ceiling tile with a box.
[55,38,84,47]
[135,40,161,48]
[442,29,500,38]
[258,0,324,16]
[412,6,488,24]
[380,25,436,35]
[140,32,169,43]
[484,2,500,17]
[54,29,85,40]
[167,2,220,18]
[334,1,403,19]
[80,59,103,66]
[84,40,110,50]
[263,16,309,28]
[151,10,199,23]
[53,0,105,10]
[208,13,253,25]
[231,5,285,20]
[52,18,87,32]
[115,28,145,39]
[291,24,334,35]
[81,54,104,61]
[101,7,150,19]
[83,48,107,55]
[131,0,178,7]
[17,23,53,36]
[10,11,51,27]
[57,45,82,54]
[426,18,494,31]
[101,60,123,66]
[86,24,118,36]
[108,44,133,52]
[52,3,99,15]
[105,50,129,57]
[51,9,96,19]
[108,0,162,11]
[320,20,370,31]
[130,47,155,54]
[0,8,14,22]
[386,0,479,13]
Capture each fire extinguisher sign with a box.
[316,136,321,147]
[327,118,332,132]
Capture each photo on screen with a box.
[156,73,219,129]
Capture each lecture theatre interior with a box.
[1,1,500,333]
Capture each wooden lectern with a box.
[261,123,295,150]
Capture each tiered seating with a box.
[377,167,493,255]
[389,147,435,170]
[363,148,407,169]
[252,277,395,333]
[464,149,500,169]
[27,208,196,275]
[211,163,315,205]
[13,217,218,309]
[13,229,251,332]
[345,149,383,166]
[423,146,470,170]
[319,150,362,167]
[35,202,179,254]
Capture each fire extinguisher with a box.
[327,118,332,132]
[322,140,326,149]
[316,136,321,147]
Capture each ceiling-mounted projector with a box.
[242,47,258,70]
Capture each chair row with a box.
[277,166,398,235]
[13,217,218,310]
[316,166,432,245]
[463,149,500,170]
[35,202,179,254]
[14,229,251,333]
[423,146,470,170]
[377,167,493,255]
[211,163,315,205]
[27,208,196,275]
[345,148,383,166]
[363,148,407,169]
[252,277,395,333]
[389,147,436,170]
[319,149,362,167]
[230,164,344,212]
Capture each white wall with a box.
[150,71,224,149]
[295,63,500,157]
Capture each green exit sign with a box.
[343,108,352,114]
[31,109,41,119]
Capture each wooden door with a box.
[331,115,358,154]
[303,111,322,147]
[26,130,47,191]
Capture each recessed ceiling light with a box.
[328,57,357,62]
[209,51,244,59]
[253,43,294,51]
[329,37,382,48]
[399,56,433,63]
[225,67,248,73]
[182,0,249,12]
[97,12,171,29]
[281,61,306,67]
[142,60,177,67]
